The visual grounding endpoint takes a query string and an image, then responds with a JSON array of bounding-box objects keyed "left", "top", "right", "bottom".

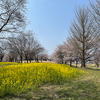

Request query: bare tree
[
  {"left": 24, "top": 31, "right": 45, "bottom": 63},
  {"left": 0, "top": 41, "right": 7, "bottom": 62},
  {"left": 34, "top": 44, "right": 45, "bottom": 63},
  {"left": 0, "top": 49, "right": 5, "bottom": 62},
  {"left": 93, "top": 39, "right": 100, "bottom": 67},
  {"left": 90, "top": 0, "right": 100, "bottom": 37},
  {"left": 38, "top": 54, "right": 45, "bottom": 62},
  {"left": 0, "top": 0, "right": 27, "bottom": 51},
  {"left": 42, "top": 54, "right": 48, "bottom": 61},
  {"left": 8, "top": 31, "right": 46, "bottom": 63},
  {"left": 69, "top": 7, "right": 96, "bottom": 67},
  {"left": 0, "top": 0, "right": 27, "bottom": 36},
  {"left": 52, "top": 45, "right": 64, "bottom": 64},
  {"left": 39, "top": 52, "right": 48, "bottom": 62},
  {"left": 7, "top": 51, "right": 18, "bottom": 62},
  {"left": 8, "top": 33, "right": 27, "bottom": 63},
  {"left": 24, "top": 31, "right": 36, "bottom": 63}
]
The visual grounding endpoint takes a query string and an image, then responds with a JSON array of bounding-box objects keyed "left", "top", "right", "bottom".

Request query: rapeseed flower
[{"left": 0, "top": 62, "right": 85, "bottom": 97}]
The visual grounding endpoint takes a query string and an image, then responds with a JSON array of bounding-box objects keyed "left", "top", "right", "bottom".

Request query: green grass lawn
[{"left": 0, "top": 63, "right": 100, "bottom": 100}]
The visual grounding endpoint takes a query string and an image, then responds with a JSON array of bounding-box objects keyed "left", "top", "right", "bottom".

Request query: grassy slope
[{"left": 0, "top": 64, "right": 100, "bottom": 100}]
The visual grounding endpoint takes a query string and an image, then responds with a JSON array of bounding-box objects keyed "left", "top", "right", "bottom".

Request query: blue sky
[{"left": 27, "top": 0, "right": 89, "bottom": 55}]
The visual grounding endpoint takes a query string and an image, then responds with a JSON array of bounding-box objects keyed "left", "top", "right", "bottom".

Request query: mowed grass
[{"left": 0, "top": 62, "right": 85, "bottom": 99}]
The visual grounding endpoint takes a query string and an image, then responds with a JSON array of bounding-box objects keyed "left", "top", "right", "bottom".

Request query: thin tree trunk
[
  {"left": 41, "top": 58, "right": 42, "bottom": 62},
  {"left": 15, "top": 58, "right": 17, "bottom": 62},
  {"left": 27, "top": 59, "right": 28, "bottom": 63},
  {"left": 35, "top": 58, "right": 36, "bottom": 62},
  {"left": 96, "top": 62, "right": 99, "bottom": 68},
  {"left": 70, "top": 59, "right": 72, "bottom": 67},
  {"left": 1, "top": 58, "right": 3, "bottom": 62},
  {"left": 81, "top": 42, "right": 85, "bottom": 67},
  {"left": 81, "top": 58, "right": 85, "bottom": 67},
  {"left": 81, "top": 24, "right": 86, "bottom": 67},
  {"left": 37, "top": 58, "right": 39, "bottom": 63},
  {"left": 76, "top": 60, "right": 78, "bottom": 67},
  {"left": 20, "top": 56, "right": 23, "bottom": 63},
  {"left": 25, "top": 55, "right": 28, "bottom": 63}
]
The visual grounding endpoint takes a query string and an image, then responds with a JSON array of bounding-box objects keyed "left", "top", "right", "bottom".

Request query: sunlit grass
[{"left": 0, "top": 63, "right": 85, "bottom": 97}]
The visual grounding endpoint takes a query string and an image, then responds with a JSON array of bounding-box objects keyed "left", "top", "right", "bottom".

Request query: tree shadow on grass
[
  {"left": 0, "top": 94, "right": 34, "bottom": 100},
  {"left": 56, "top": 80, "right": 100, "bottom": 100},
  {"left": 71, "top": 64, "right": 100, "bottom": 71},
  {"left": 85, "top": 67, "right": 100, "bottom": 71}
]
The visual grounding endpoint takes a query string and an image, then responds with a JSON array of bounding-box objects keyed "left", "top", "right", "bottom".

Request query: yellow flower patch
[{"left": 0, "top": 63, "right": 85, "bottom": 96}]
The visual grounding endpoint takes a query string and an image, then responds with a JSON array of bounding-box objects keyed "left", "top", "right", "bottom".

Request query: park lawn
[{"left": 0, "top": 63, "right": 100, "bottom": 100}]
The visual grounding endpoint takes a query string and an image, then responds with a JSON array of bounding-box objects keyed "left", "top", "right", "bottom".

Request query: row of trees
[
  {"left": 0, "top": 0, "right": 27, "bottom": 61},
  {"left": 0, "top": 0, "right": 48, "bottom": 63},
  {"left": 52, "top": 0, "right": 100, "bottom": 67},
  {"left": 0, "top": 31, "right": 48, "bottom": 63}
]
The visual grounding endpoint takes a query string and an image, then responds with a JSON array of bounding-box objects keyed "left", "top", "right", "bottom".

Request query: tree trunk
[
  {"left": 35, "top": 58, "right": 37, "bottom": 62},
  {"left": 76, "top": 60, "right": 78, "bottom": 67},
  {"left": 70, "top": 59, "right": 72, "bottom": 67},
  {"left": 82, "top": 24, "right": 86, "bottom": 67},
  {"left": 27, "top": 59, "right": 28, "bottom": 63},
  {"left": 81, "top": 48, "right": 86, "bottom": 67},
  {"left": 10, "top": 59, "right": 13, "bottom": 62},
  {"left": 96, "top": 62, "right": 99, "bottom": 68},
  {"left": 37, "top": 58, "right": 39, "bottom": 63},
  {"left": 20, "top": 56, "right": 23, "bottom": 63},
  {"left": 15, "top": 58, "right": 17, "bottom": 62},
  {"left": 25, "top": 55, "right": 28, "bottom": 63},
  {"left": 1, "top": 57, "right": 3, "bottom": 62},
  {"left": 81, "top": 58, "right": 85, "bottom": 67},
  {"left": 41, "top": 58, "right": 42, "bottom": 62},
  {"left": 97, "top": 63, "right": 99, "bottom": 68}
]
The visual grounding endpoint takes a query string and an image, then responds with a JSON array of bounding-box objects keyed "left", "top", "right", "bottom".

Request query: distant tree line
[
  {"left": 0, "top": 31, "right": 48, "bottom": 63},
  {"left": 52, "top": 0, "right": 100, "bottom": 67}
]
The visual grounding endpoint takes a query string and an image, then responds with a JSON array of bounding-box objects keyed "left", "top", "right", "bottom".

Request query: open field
[
  {"left": 20, "top": 61, "right": 55, "bottom": 64},
  {"left": 0, "top": 63, "right": 100, "bottom": 100}
]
